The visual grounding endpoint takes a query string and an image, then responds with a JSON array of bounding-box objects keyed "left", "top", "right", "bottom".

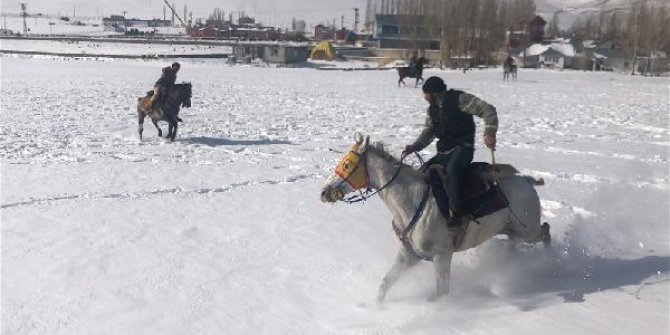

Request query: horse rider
[
  {"left": 505, "top": 55, "right": 515, "bottom": 69},
  {"left": 408, "top": 51, "right": 419, "bottom": 76},
  {"left": 402, "top": 76, "right": 498, "bottom": 230},
  {"left": 150, "top": 62, "right": 182, "bottom": 121}
]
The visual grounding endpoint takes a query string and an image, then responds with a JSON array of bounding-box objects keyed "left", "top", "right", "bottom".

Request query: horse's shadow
[
  {"left": 181, "top": 136, "right": 293, "bottom": 147},
  {"left": 451, "top": 241, "right": 669, "bottom": 310}
]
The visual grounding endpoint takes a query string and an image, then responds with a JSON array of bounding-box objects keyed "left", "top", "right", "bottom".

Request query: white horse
[{"left": 320, "top": 134, "right": 549, "bottom": 302}]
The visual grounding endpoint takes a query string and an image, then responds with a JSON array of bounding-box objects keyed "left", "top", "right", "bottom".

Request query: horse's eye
[{"left": 343, "top": 162, "right": 350, "bottom": 170}]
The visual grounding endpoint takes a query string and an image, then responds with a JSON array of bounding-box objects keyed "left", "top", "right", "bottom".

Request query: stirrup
[
  {"left": 447, "top": 211, "right": 471, "bottom": 228},
  {"left": 447, "top": 224, "right": 467, "bottom": 249}
]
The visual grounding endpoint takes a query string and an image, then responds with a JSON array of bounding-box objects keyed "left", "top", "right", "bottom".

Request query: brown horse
[
  {"left": 397, "top": 57, "right": 427, "bottom": 87},
  {"left": 137, "top": 83, "right": 192, "bottom": 141}
]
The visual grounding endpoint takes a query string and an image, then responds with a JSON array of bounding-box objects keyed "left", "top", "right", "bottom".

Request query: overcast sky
[{"left": 0, "top": 0, "right": 369, "bottom": 28}]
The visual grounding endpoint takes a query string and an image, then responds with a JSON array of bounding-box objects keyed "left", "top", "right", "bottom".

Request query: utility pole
[
  {"left": 122, "top": 10, "right": 128, "bottom": 33},
  {"left": 353, "top": 7, "right": 359, "bottom": 32},
  {"left": 162, "top": 0, "right": 189, "bottom": 34},
  {"left": 20, "top": 3, "right": 28, "bottom": 35},
  {"left": 341, "top": 15, "right": 344, "bottom": 30},
  {"left": 183, "top": 4, "right": 187, "bottom": 26}
]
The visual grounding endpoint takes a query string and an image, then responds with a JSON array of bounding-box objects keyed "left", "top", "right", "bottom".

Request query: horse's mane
[
  {"left": 367, "top": 142, "right": 424, "bottom": 179},
  {"left": 368, "top": 142, "right": 402, "bottom": 165}
]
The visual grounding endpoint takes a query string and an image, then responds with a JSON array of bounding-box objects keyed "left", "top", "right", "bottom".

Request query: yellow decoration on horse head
[{"left": 335, "top": 142, "right": 369, "bottom": 190}]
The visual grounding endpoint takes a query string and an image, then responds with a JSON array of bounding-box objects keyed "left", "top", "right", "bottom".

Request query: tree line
[
  {"left": 364, "top": 0, "right": 669, "bottom": 71},
  {"left": 567, "top": 0, "right": 669, "bottom": 74},
  {"left": 365, "top": 0, "right": 537, "bottom": 65}
]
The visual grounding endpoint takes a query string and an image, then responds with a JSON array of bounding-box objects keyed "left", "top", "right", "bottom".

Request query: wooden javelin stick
[{"left": 490, "top": 148, "right": 499, "bottom": 186}]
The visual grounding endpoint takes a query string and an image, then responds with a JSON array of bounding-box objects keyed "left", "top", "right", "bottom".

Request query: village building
[
  {"left": 313, "top": 24, "right": 335, "bottom": 41},
  {"left": 102, "top": 15, "right": 171, "bottom": 29},
  {"left": 263, "top": 45, "right": 308, "bottom": 64},
  {"left": 373, "top": 14, "right": 439, "bottom": 50},
  {"left": 517, "top": 40, "right": 576, "bottom": 68}
]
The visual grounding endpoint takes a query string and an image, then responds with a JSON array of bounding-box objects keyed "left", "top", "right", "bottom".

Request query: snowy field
[
  {"left": 1, "top": 16, "right": 116, "bottom": 36},
  {"left": 1, "top": 55, "right": 669, "bottom": 334},
  {"left": 1, "top": 38, "right": 233, "bottom": 57},
  {"left": 0, "top": 16, "right": 187, "bottom": 37}
]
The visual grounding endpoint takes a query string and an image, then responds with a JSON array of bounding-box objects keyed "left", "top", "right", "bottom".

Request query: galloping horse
[
  {"left": 321, "top": 134, "right": 549, "bottom": 302},
  {"left": 503, "top": 63, "right": 517, "bottom": 81},
  {"left": 137, "top": 82, "right": 192, "bottom": 141},
  {"left": 397, "top": 57, "right": 427, "bottom": 87}
]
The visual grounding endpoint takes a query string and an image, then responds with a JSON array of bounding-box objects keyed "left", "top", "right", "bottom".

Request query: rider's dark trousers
[{"left": 429, "top": 144, "right": 474, "bottom": 214}]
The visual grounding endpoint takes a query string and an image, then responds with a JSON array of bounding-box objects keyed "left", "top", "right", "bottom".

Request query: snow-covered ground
[
  {"left": 1, "top": 38, "right": 233, "bottom": 56},
  {"left": 1, "top": 55, "right": 668, "bottom": 334},
  {"left": 1, "top": 16, "right": 115, "bottom": 36}
]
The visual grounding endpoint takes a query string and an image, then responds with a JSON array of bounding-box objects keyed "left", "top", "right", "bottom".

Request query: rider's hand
[
  {"left": 484, "top": 134, "right": 496, "bottom": 150},
  {"left": 402, "top": 145, "right": 415, "bottom": 157}
]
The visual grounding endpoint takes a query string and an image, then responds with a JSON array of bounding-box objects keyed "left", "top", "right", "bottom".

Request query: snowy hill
[{"left": 535, "top": 0, "right": 665, "bottom": 28}]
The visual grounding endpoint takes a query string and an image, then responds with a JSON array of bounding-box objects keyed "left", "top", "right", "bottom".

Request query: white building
[{"left": 518, "top": 40, "right": 576, "bottom": 68}]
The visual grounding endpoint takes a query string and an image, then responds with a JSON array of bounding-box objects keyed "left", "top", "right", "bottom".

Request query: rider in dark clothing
[
  {"left": 151, "top": 62, "right": 182, "bottom": 121},
  {"left": 505, "top": 56, "right": 515, "bottom": 69},
  {"left": 402, "top": 76, "right": 498, "bottom": 229},
  {"left": 408, "top": 51, "right": 419, "bottom": 76}
]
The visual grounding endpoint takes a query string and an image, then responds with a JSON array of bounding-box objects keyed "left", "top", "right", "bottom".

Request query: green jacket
[{"left": 410, "top": 90, "right": 498, "bottom": 152}]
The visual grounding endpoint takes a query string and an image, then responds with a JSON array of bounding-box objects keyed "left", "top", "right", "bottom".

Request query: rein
[{"left": 391, "top": 187, "right": 433, "bottom": 261}]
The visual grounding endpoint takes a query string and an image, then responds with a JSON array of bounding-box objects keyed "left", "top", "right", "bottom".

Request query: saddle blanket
[{"left": 431, "top": 183, "right": 508, "bottom": 221}]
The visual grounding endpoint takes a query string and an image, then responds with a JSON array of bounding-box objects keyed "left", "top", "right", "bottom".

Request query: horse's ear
[
  {"left": 357, "top": 135, "right": 369, "bottom": 153},
  {"left": 354, "top": 132, "right": 363, "bottom": 145}
]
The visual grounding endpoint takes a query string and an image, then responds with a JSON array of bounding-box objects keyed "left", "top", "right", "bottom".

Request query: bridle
[{"left": 333, "top": 144, "right": 422, "bottom": 204}]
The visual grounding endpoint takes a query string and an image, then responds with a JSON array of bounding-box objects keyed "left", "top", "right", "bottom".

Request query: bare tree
[
  {"left": 547, "top": 12, "right": 559, "bottom": 37},
  {"left": 627, "top": 0, "right": 648, "bottom": 75}
]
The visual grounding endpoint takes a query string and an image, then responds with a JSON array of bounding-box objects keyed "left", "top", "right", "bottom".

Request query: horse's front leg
[
  {"left": 377, "top": 247, "right": 420, "bottom": 303},
  {"left": 431, "top": 251, "right": 454, "bottom": 300},
  {"left": 167, "top": 117, "right": 178, "bottom": 141},
  {"left": 138, "top": 111, "right": 145, "bottom": 139},
  {"left": 152, "top": 118, "right": 162, "bottom": 137}
]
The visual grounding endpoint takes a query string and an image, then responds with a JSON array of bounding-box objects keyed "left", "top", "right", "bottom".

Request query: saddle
[
  {"left": 427, "top": 162, "right": 518, "bottom": 221},
  {"left": 140, "top": 90, "right": 163, "bottom": 116}
]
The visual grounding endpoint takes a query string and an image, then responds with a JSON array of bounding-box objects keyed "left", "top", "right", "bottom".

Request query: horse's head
[
  {"left": 179, "top": 82, "right": 192, "bottom": 108},
  {"left": 321, "top": 133, "right": 370, "bottom": 203}
]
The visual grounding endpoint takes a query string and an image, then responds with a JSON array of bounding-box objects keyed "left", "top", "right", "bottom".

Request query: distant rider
[
  {"left": 505, "top": 56, "right": 515, "bottom": 69},
  {"left": 402, "top": 76, "right": 498, "bottom": 231},
  {"left": 408, "top": 51, "right": 419, "bottom": 76},
  {"left": 151, "top": 62, "right": 182, "bottom": 121}
]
